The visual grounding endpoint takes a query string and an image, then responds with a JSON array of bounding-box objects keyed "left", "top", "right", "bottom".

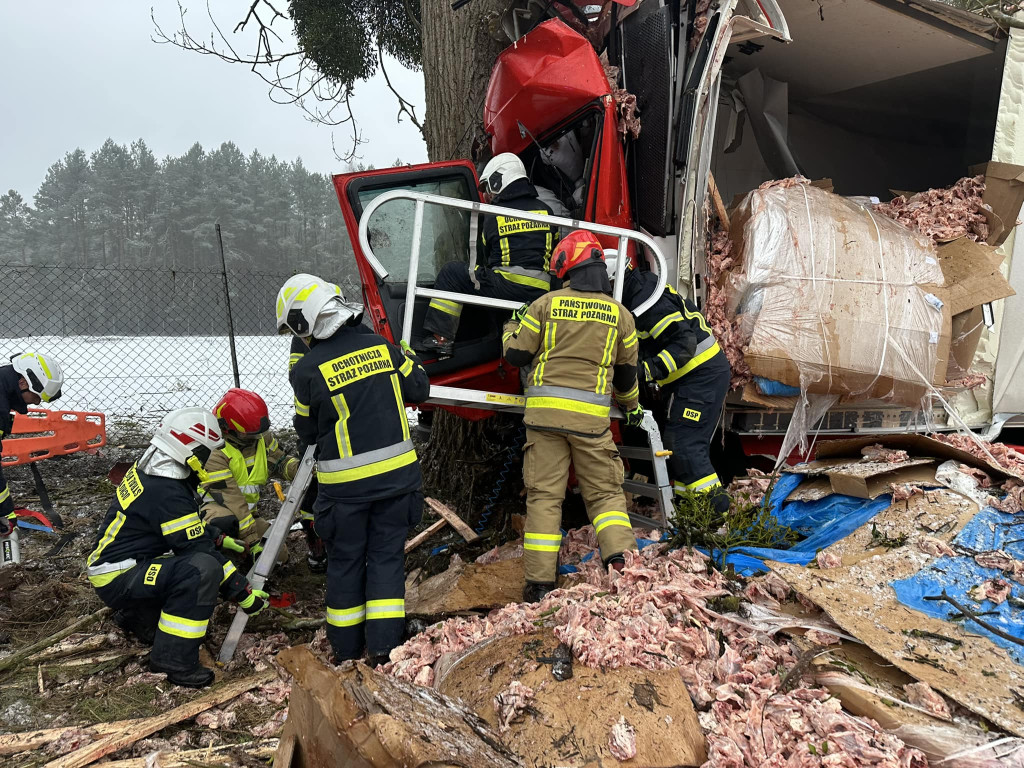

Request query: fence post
[{"left": 216, "top": 223, "right": 241, "bottom": 388}]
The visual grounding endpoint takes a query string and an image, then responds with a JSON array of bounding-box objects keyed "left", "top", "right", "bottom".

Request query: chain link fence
[{"left": 0, "top": 262, "right": 360, "bottom": 434}]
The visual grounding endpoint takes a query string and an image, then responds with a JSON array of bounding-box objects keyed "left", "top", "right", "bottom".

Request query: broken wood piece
[
  {"left": 708, "top": 172, "right": 730, "bottom": 230},
  {"left": 43, "top": 669, "right": 275, "bottom": 768},
  {"left": 406, "top": 557, "right": 526, "bottom": 616},
  {"left": 29, "top": 632, "right": 114, "bottom": 662},
  {"left": 404, "top": 518, "right": 447, "bottom": 553},
  {"left": 95, "top": 739, "right": 278, "bottom": 768},
  {"left": 0, "top": 721, "right": 138, "bottom": 756},
  {"left": 275, "top": 645, "right": 522, "bottom": 767},
  {"left": 425, "top": 497, "right": 480, "bottom": 543},
  {"left": 0, "top": 607, "right": 111, "bottom": 676}
]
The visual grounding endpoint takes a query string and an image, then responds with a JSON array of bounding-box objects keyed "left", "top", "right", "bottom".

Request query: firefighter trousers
[
  {"left": 423, "top": 263, "right": 547, "bottom": 340},
  {"left": 95, "top": 551, "right": 227, "bottom": 672},
  {"left": 662, "top": 358, "right": 731, "bottom": 514},
  {"left": 522, "top": 427, "right": 637, "bottom": 584},
  {"left": 313, "top": 491, "right": 422, "bottom": 661}
]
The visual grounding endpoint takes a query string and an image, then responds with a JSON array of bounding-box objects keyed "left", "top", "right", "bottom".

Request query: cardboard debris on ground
[
  {"left": 405, "top": 557, "right": 530, "bottom": 616},
  {"left": 770, "top": 547, "right": 1024, "bottom": 737},
  {"left": 274, "top": 646, "right": 522, "bottom": 768},
  {"left": 436, "top": 629, "right": 707, "bottom": 767},
  {"left": 784, "top": 476, "right": 837, "bottom": 502},
  {"left": 815, "top": 434, "right": 1011, "bottom": 482}
]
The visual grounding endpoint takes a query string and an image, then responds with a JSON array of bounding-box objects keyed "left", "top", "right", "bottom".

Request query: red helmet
[
  {"left": 550, "top": 229, "right": 605, "bottom": 280},
  {"left": 214, "top": 389, "right": 270, "bottom": 434}
]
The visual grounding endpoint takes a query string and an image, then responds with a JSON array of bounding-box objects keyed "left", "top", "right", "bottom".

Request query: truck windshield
[{"left": 357, "top": 176, "right": 474, "bottom": 285}]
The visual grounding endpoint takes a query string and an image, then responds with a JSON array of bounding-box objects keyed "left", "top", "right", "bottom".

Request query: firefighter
[
  {"left": 86, "top": 408, "right": 267, "bottom": 688},
  {"left": 502, "top": 230, "right": 646, "bottom": 603},
  {"left": 289, "top": 333, "right": 327, "bottom": 572},
  {"left": 200, "top": 388, "right": 300, "bottom": 559},
  {"left": 616, "top": 260, "right": 732, "bottom": 513},
  {"left": 0, "top": 353, "right": 64, "bottom": 538},
  {"left": 278, "top": 273, "right": 430, "bottom": 665},
  {"left": 415, "top": 153, "right": 557, "bottom": 358}
]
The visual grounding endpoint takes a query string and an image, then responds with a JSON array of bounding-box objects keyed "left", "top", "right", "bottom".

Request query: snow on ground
[{"left": 1, "top": 335, "right": 419, "bottom": 435}]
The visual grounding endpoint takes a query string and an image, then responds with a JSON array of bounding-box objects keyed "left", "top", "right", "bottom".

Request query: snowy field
[{"left": 2, "top": 334, "right": 419, "bottom": 437}]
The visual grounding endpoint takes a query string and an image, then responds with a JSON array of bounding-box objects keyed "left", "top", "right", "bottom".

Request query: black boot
[
  {"left": 605, "top": 554, "right": 625, "bottom": 573},
  {"left": 367, "top": 653, "right": 391, "bottom": 668},
  {"left": 413, "top": 335, "right": 454, "bottom": 358},
  {"left": 522, "top": 582, "right": 556, "bottom": 603},
  {"left": 113, "top": 609, "right": 157, "bottom": 645},
  {"left": 149, "top": 660, "right": 215, "bottom": 689},
  {"left": 306, "top": 536, "right": 328, "bottom": 573}
]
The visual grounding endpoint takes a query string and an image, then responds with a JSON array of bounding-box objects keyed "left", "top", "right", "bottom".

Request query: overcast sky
[{"left": 0, "top": 1, "right": 428, "bottom": 201}]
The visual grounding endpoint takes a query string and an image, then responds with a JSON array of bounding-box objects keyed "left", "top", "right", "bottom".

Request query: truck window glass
[{"left": 357, "top": 176, "right": 473, "bottom": 284}]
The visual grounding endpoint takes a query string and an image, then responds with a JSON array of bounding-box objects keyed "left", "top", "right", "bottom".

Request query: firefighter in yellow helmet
[{"left": 502, "top": 230, "right": 644, "bottom": 603}]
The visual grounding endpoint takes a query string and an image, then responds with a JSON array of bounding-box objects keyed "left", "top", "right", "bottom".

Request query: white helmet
[
  {"left": 479, "top": 153, "right": 528, "bottom": 197},
  {"left": 11, "top": 352, "right": 63, "bottom": 403},
  {"left": 150, "top": 407, "right": 224, "bottom": 469},
  {"left": 275, "top": 273, "right": 362, "bottom": 339}
]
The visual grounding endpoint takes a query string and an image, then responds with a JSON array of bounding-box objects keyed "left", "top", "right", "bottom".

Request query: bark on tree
[{"left": 420, "top": 0, "right": 509, "bottom": 161}]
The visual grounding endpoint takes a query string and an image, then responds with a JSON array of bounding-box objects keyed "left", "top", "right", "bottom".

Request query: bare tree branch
[
  {"left": 378, "top": 45, "right": 425, "bottom": 134},
  {"left": 402, "top": 0, "right": 423, "bottom": 34}
]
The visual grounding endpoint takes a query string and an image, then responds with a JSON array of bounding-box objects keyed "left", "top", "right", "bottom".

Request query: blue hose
[{"left": 476, "top": 425, "right": 525, "bottom": 534}]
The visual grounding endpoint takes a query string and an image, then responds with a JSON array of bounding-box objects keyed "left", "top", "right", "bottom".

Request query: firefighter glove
[
  {"left": 623, "top": 404, "right": 646, "bottom": 428},
  {"left": 239, "top": 589, "right": 269, "bottom": 616},
  {"left": 250, "top": 540, "right": 264, "bottom": 559},
  {"left": 216, "top": 534, "right": 247, "bottom": 554},
  {"left": 641, "top": 360, "right": 660, "bottom": 398},
  {"left": 400, "top": 339, "right": 415, "bottom": 357},
  {"left": 512, "top": 304, "right": 531, "bottom": 325}
]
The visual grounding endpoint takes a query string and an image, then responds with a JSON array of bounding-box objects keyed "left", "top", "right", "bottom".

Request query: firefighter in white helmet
[
  {"left": 278, "top": 274, "right": 430, "bottom": 666},
  {"left": 415, "top": 152, "right": 558, "bottom": 358},
  {"left": 87, "top": 408, "right": 267, "bottom": 688},
  {"left": 0, "top": 353, "right": 64, "bottom": 538}
]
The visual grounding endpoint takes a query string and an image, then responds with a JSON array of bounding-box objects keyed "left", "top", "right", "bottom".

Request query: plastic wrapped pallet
[{"left": 726, "top": 179, "right": 948, "bottom": 404}]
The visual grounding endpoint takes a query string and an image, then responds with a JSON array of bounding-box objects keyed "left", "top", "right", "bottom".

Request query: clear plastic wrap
[{"left": 727, "top": 179, "right": 947, "bottom": 404}]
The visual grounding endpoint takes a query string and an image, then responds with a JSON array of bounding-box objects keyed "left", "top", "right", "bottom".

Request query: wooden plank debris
[
  {"left": 406, "top": 557, "right": 526, "bottom": 616},
  {"left": 43, "top": 670, "right": 275, "bottom": 768},
  {"left": 96, "top": 740, "right": 278, "bottom": 768},
  {"left": 0, "top": 607, "right": 111, "bottom": 676},
  {"left": 275, "top": 645, "right": 522, "bottom": 767},
  {"left": 404, "top": 518, "right": 447, "bottom": 553},
  {"left": 425, "top": 497, "right": 479, "bottom": 543}
]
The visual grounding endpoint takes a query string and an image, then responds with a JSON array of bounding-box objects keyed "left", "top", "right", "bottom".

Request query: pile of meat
[
  {"left": 706, "top": 219, "right": 752, "bottom": 389},
  {"left": 384, "top": 545, "right": 926, "bottom": 767},
  {"left": 874, "top": 176, "right": 989, "bottom": 243},
  {"left": 861, "top": 444, "right": 910, "bottom": 463},
  {"left": 930, "top": 433, "right": 1024, "bottom": 513},
  {"left": 602, "top": 62, "right": 640, "bottom": 140}
]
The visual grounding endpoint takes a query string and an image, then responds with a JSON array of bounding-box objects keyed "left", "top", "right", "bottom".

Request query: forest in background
[{"left": 0, "top": 138, "right": 367, "bottom": 277}]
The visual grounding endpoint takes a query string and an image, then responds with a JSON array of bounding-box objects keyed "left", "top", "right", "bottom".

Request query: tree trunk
[{"left": 420, "top": 0, "right": 508, "bottom": 161}]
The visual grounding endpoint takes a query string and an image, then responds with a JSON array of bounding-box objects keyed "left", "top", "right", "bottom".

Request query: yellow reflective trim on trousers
[
  {"left": 672, "top": 481, "right": 688, "bottom": 496},
  {"left": 399, "top": 356, "right": 414, "bottom": 377},
  {"left": 592, "top": 510, "right": 632, "bottom": 535},
  {"left": 495, "top": 270, "right": 549, "bottom": 290},
  {"left": 622, "top": 330, "right": 637, "bottom": 349},
  {"left": 686, "top": 472, "right": 721, "bottom": 491},
  {"left": 317, "top": 447, "right": 417, "bottom": 484},
  {"left": 331, "top": 393, "right": 352, "bottom": 459},
  {"left": 327, "top": 604, "right": 366, "bottom": 627},
  {"left": 532, "top": 322, "right": 556, "bottom": 386},
  {"left": 527, "top": 397, "right": 610, "bottom": 418},
  {"left": 391, "top": 374, "right": 410, "bottom": 441},
  {"left": 597, "top": 326, "right": 617, "bottom": 394},
  {"left": 366, "top": 598, "right": 405, "bottom": 620},
  {"left": 658, "top": 349, "right": 677, "bottom": 374},
  {"left": 88, "top": 570, "right": 123, "bottom": 587},
  {"left": 239, "top": 513, "right": 256, "bottom": 531},
  {"left": 657, "top": 342, "right": 722, "bottom": 386},
  {"left": 157, "top": 612, "right": 208, "bottom": 640},
  {"left": 160, "top": 513, "right": 202, "bottom": 536},
  {"left": 524, "top": 532, "right": 561, "bottom": 552},
  {"left": 428, "top": 298, "right": 462, "bottom": 317},
  {"left": 88, "top": 511, "right": 126, "bottom": 567},
  {"left": 0, "top": 486, "right": 9, "bottom": 503},
  {"left": 221, "top": 561, "right": 237, "bottom": 584},
  {"left": 650, "top": 312, "right": 683, "bottom": 338},
  {"left": 294, "top": 397, "right": 310, "bottom": 417}
]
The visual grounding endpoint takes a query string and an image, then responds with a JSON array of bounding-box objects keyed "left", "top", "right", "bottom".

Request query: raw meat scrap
[
  {"left": 805, "top": 629, "right": 841, "bottom": 646},
  {"left": 974, "top": 550, "right": 1024, "bottom": 580},
  {"left": 931, "top": 433, "right": 1024, "bottom": 477},
  {"left": 608, "top": 715, "right": 637, "bottom": 761},
  {"left": 918, "top": 537, "right": 955, "bottom": 557},
  {"left": 705, "top": 220, "right": 752, "bottom": 389},
  {"left": 989, "top": 479, "right": 1024, "bottom": 514},
  {"left": 195, "top": 708, "right": 237, "bottom": 729},
  {"left": 727, "top": 468, "right": 772, "bottom": 506},
  {"left": 816, "top": 551, "right": 842, "bottom": 569},
  {"left": 493, "top": 680, "right": 534, "bottom": 733},
  {"left": 958, "top": 464, "right": 993, "bottom": 488},
  {"left": 860, "top": 444, "right": 910, "bottom": 463},
  {"left": 875, "top": 175, "right": 989, "bottom": 243},
  {"left": 968, "top": 578, "right": 1011, "bottom": 605},
  {"left": 891, "top": 483, "right": 926, "bottom": 502},
  {"left": 903, "top": 681, "right": 952, "bottom": 720}
]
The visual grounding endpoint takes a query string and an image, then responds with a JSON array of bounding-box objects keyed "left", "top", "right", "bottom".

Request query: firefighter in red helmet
[
  {"left": 199, "top": 389, "right": 301, "bottom": 559},
  {"left": 502, "top": 229, "right": 644, "bottom": 603}
]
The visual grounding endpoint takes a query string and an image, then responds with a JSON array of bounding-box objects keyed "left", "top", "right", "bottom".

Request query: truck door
[{"left": 333, "top": 161, "right": 520, "bottom": 393}]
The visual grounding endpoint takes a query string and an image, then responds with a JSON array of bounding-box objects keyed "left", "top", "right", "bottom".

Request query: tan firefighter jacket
[
  {"left": 199, "top": 432, "right": 298, "bottom": 545},
  {"left": 502, "top": 286, "right": 639, "bottom": 435}
]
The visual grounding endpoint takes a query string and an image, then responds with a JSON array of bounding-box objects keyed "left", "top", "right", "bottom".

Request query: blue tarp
[
  {"left": 754, "top": 377, "right": 801, "bottom": 396},
  {"left": 891, "top": 506, "right": 1024, "bottom": 664}
]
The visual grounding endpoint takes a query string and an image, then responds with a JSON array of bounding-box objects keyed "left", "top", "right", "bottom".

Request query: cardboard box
[
  {"left": 970, "top": 161, "right": 1024, "bottom": 247},
  {"left": 814, "top": 433, "right": 1015, "bottom": 481}
]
